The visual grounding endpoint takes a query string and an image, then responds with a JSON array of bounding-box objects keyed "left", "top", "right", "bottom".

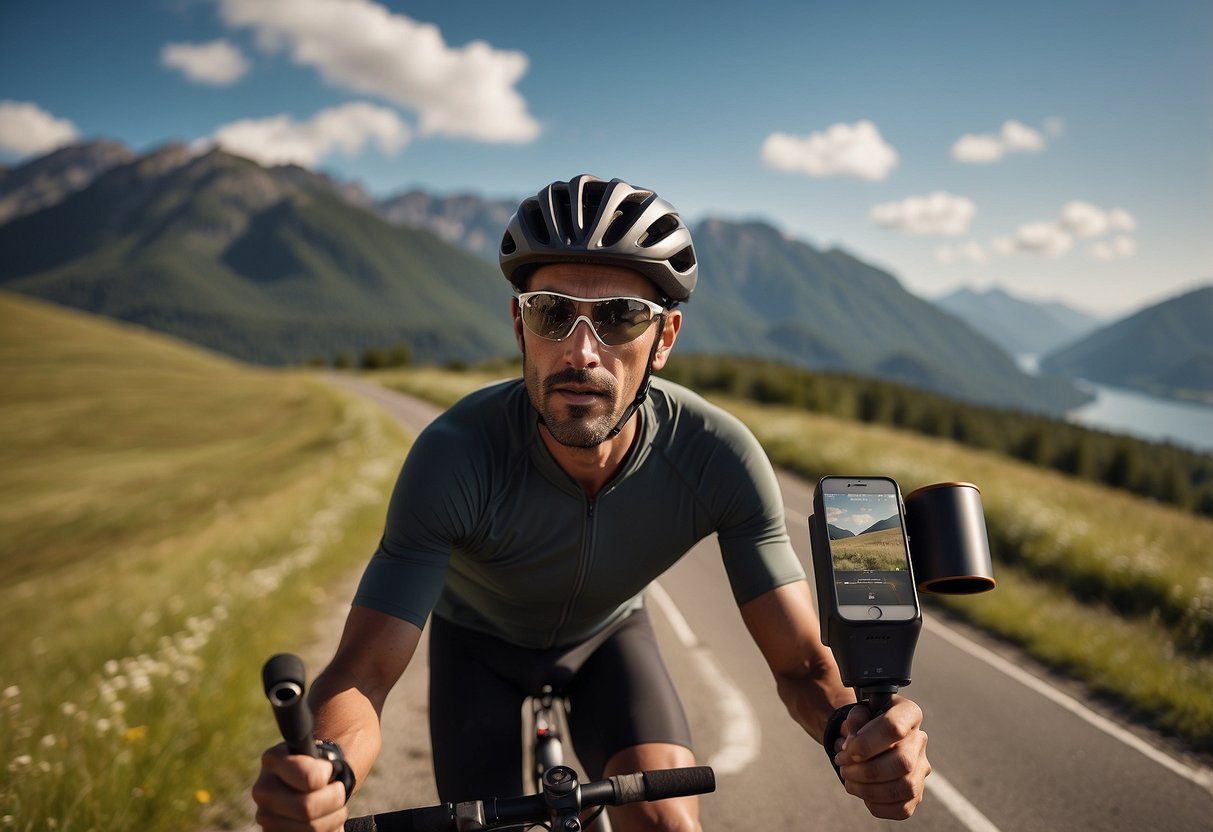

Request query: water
[
  {"left": 1016, "top": 354, "right": 1213, "bottom": 453},
  {"left": 1066, "top": 380, "right": 1213, "bottom": 453}
]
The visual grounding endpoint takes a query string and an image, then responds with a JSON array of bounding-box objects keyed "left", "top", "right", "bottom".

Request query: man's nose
[{"left": 564, "top": 317, "right": 601, "bottom": 366}]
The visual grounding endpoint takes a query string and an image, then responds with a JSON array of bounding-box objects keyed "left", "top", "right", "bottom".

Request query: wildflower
[
  {"left": 95, "top": 718, "right": 112, "bottom": 735},
  {"left": 60, "top": 702, "right": 78, "bottom": 717},
  {"left": 2, "top": 686, "right": 18, "bottom": 700},
  {"left": 40, "top": 734, "right": 57, "bottom": 748},
  {"left": 195, "top": 789, "right": 211, "bottom": 804},
  {"left": 124, "top": 725, "right": 147, "bottom": 742}
]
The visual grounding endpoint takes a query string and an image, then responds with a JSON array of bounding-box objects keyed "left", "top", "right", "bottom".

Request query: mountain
[
  {"left": 935, "top": 286, "right": 1104, "bottom": 359},
  {"left": 827, "top": 525, "right": 856, "bottom": 540},
  {"left": 684, "top": 219, "right": 1085, "bottom": 411},
  {"left": 1039, "top": 285, "right": 1213, "bottom": 404},
  {"left": 0, "top": 145, "right": 516, "bottom": 365},
  {"left": 860, "top": 515, "right": 902, "bottom": 535},
  {"left": 0, "top": 139, "right": 134, "bottom": 224},
  {"left": 376, "top": 190, "right": 514, "bottom": 261},
  {"left": 0, "top": 143, "right": 1084, "bottom": 412}
]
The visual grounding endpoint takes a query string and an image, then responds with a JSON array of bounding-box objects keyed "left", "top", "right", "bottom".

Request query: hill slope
[
  {"left": 686, "top": 220, "right": 1085, "bottom": 411},
  {"left": 0, "top": 146, "right": 516, "bottom": 365},
  {"left": 935, "top": 286, "right": 1103, "bottom": 358},
  {"left": 1040, "top": 285, "right": 1213, "bottom": 403}
]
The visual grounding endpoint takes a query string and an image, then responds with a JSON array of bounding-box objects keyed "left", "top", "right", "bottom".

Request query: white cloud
[
  {"left": 0, "top": 100, "right": 80, "bottom": 158},
  {"left": 1107, "top": 207, "right": 1137, "bottom": 232},
  {"left": 1090, "top": 235, "right": 1137, "bottom": 261},
  {"left": 870, "top": 192, "right": 975, "bottom": 236},
  {"left": 216, "top": 0, "right": 538, "bottom": 143},
  {"left": 1058, "top": 202, "right": 1138, "bottom": 259},
  {"left": 951, "top": 119, "right": 1047, "bottom": 164},
  {"left": 942, "top": 199, "right": 1137, "bottom": 265},
  {"left": 950, "top": 134, "right": 1003, "bottom": 164},
  {"left": 205, "top": 102, "right": 411, "bottom": 167},
  {"left": 161, "top": 39, "right": 250, "bottom": 85},
  {"left": 1059, "top": 200, "right": 1111, "bottom": 237},
  {"left": 761, "top": 120, "right": 898, "bottom": 181},
  {"left": 936, "top": 241, "right": 989, "bottom": 265},
  {"left": 1013, "top": 221, "right": 1073, "bottom": 257}
]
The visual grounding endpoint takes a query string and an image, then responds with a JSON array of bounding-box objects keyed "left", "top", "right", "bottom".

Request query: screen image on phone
[{"left": 819, "top": 477, "right": 918, "bottom": 621}]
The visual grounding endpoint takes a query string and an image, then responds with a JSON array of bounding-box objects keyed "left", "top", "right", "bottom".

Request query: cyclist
[{"left": 253, "top": 175, "right": 931, "bottom": 831}]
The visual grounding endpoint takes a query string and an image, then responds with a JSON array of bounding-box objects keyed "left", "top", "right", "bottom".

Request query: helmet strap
[{"left": 607, "top": 315, "right": 666, "bottom": 438}]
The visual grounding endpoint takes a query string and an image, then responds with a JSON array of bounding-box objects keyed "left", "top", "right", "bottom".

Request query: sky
[{"left": 1, "top": 0, "right": 1210, "bottom": 319}]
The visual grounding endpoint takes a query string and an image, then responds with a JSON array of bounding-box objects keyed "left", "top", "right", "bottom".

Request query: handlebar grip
[
  {"left": 641, "top": 766, "right": 716, "bottom": 801},
  {"left": 602, "top": 766, "right": 716, "bottom": 805},
  {"left": 262, "top": 653, "right": 318, "bottom": 757}
]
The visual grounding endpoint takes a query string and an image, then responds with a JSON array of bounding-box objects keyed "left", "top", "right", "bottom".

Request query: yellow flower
[
  {"left": 195, "top": 789, "right": 211, "bottom": 805},
  {"left": 124, "top": 725, "right": 147, "bottom": 742}
]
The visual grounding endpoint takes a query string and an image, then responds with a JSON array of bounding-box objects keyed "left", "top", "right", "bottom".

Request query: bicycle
[
  {"left": 263, "top": 653, "right": 716, "bottom": 832},
  {"left": 526, "top": 685, "right": 612, "bottom": 831}
]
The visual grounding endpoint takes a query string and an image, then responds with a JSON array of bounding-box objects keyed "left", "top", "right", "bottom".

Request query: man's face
[{"left": 514, "top": 263, "right": 678, "bottom": 448}]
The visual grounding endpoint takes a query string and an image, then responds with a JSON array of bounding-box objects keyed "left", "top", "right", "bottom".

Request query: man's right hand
[{"left": 253, "top": 743, "right": 349, "bottom": 832}]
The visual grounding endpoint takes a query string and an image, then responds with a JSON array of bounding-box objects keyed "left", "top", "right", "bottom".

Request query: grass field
[
  {"left": 4, "top": 314, "right": 1211, "bottom": 831},
  {"left": 0, "top": 293, "right": 411, "bottom": 831},
  {"left": 829, "top": 527, "right": 909, "bottom": 572}
]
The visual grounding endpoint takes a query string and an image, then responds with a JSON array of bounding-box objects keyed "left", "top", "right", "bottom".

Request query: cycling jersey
[{"left": 354, "top": 376, "right": 806, "bottom": 649}]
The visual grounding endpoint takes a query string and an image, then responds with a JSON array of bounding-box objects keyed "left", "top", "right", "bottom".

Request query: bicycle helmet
[{"left": 499, "top": 174, "right": 698, "bottom": 303}]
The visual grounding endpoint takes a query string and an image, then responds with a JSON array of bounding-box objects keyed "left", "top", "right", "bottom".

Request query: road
[{"left": 323, "top": 375, "right": 1213, "bottom": 831}]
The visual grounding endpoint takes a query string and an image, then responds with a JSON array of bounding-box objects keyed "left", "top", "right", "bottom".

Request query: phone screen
[{"left": 821, "top": 480, "right": 917, "bottom": 621}]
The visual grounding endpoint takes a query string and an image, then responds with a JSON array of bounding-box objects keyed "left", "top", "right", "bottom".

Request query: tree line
[{"left": 661, "top": 355, "right": 1213, "bottom": 517}]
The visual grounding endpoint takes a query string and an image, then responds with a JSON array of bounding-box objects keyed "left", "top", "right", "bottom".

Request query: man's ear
[{"left": 651, "top": 309, "right": 682, "bottom": 371}]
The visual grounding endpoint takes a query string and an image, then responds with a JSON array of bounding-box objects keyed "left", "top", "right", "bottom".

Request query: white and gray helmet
[{"left": 499, "top": 174, "right": 698, "bottom": 303}]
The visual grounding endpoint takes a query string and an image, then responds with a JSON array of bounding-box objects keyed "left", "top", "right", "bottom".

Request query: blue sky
[{"left": 1, "top": 0, "right": 1209, "bottom": 318}]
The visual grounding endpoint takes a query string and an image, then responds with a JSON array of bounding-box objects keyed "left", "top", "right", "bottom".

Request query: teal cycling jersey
[{"left": 354, "top": 376, "right": 806, "bottom": 649}]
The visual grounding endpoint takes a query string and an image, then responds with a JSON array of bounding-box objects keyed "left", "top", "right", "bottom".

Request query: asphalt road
[{"left": 317, "top": 375, "right": 1213, "bottom": 831}]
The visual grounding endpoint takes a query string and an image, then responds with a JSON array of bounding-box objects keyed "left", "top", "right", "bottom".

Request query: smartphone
[{"left": 816, "top": 476, "right": 918, "bottom": 621}]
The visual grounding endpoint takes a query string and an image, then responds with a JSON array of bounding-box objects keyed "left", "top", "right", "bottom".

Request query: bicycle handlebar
[
  {"left": 261, "top": 653, "right": 715, "bottom": 831},
  {"left": 344, "top": 766, "right": 716, "bottom": 831}
]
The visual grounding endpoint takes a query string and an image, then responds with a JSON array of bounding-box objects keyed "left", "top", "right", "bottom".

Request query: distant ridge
[
  {"left": 1040, "top": 285, "right": 1213, "bottom": 404},
  {"left": 936, "top": 286, "right": 1103, "bottom": 358}
]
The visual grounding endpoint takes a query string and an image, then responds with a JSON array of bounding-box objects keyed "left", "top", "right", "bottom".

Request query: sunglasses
[{"left": 517, "top": 291, "right": 667, "bottom": 346}]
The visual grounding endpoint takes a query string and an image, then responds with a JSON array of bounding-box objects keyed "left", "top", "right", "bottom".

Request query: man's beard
[{"left": 529, "top": 365, "right": 622, "bottom": 448}]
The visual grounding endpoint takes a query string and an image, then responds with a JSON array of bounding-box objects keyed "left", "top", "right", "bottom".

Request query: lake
[
  {"left": 1066, "top": 380, "right": 1213, "bottom": 453},
  {"left": 1016, "top": 355, "right": 1212, "bottom": 453}
]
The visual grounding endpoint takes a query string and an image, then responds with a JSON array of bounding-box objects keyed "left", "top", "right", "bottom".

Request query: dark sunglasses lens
[
  {"left": 592, "top": 297, "right": 658, "bottom": 345},
  {"left": 523, "top": 294, "right": 578, "bottom": 339}
]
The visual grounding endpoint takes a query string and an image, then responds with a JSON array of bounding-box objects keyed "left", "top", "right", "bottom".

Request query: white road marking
[
  {"left": 649, "top": 581, "right": 1006, "bottom": 832},
  {"left": 926, "top": 772, "right": 1003, "bottom": 832},
  {"left": 923, "top": 614, "right": 1213, "bottom": 793},
  {"left": 647, "top": 581, "right": 761, "bottom": 775}
]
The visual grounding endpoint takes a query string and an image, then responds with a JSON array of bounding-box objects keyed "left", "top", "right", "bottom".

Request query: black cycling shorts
[{"left": 427, "top": 606, "right": 693, "bottom": 803}]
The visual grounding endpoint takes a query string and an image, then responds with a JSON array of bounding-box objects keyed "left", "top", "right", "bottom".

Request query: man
[{"left": 253, "top": 175, "right": 931, "bottom": 831}]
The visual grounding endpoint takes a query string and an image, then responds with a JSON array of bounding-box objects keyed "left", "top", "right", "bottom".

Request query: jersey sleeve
[
  {"left": 704, "top": 408, "right": 807, "bottom": 606},
  {"left": 352, "top": 418, "right": 481, "bottom": 629}
]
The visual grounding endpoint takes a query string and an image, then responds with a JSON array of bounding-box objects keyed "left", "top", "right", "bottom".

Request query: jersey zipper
[{"left": 546, "top": 495, "right": 597, "bottom": 647}]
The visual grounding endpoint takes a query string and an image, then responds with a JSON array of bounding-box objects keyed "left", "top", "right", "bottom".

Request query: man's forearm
[{"left": 307, "top": 669, "right": 386, "bottom": 795}]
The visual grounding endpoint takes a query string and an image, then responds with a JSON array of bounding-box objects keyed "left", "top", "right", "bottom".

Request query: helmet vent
[
  {"left": 500, "top": 230, "right": 516, "bottom": 255},
  {"left": 522, "top": 199, "right": 550, "bottom": 245},
  {"left": 638, "top": 213, "right": 679, "bottom": 248},
  {"left": 669, "top": 245, "right": 696, "bottom": 273},
  {"left": 551, "top": 185, "right": 574, "bottom": 243},
  {"left": 600, "top": 193, "right": 650, "bottom": 248},
  {"left": 581, "top": 180, "right": 608, "bottom": 229}
]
